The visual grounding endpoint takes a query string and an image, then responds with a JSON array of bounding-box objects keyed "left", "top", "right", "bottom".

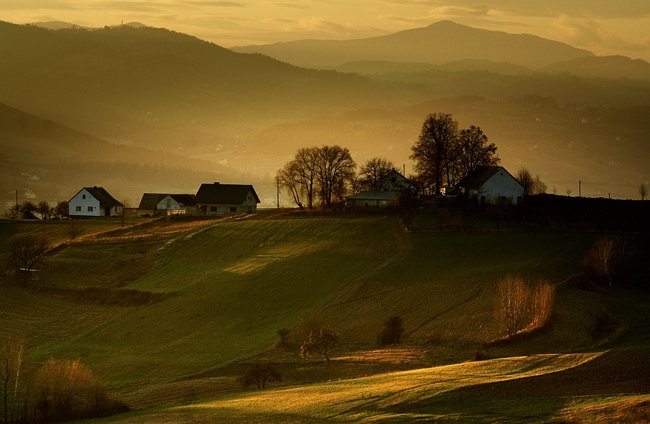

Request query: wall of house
[
  {"left": 202, "top": 203, "right": 257, "bottom": 215},
  {"left": 478, "top": 171, "right": 524, "bottom": 205},
  {"left": 69, "top": 189, "right": 102, "bottom": 217},
  {"left": 157, "top": 196, "right": 181, "bottom": 210}
]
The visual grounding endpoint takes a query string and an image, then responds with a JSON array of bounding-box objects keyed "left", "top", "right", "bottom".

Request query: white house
[
  {"left": 194, "top": 182, "right": 260, "bottom": 215},
  {"left": 137, "top": 193, "right": 196, "bottom": 216},
  {"left": 69, "top": 186, "right": 123, "bottom": 217},
  {"left": 453, "top": 166, "right": 524, "bottom": 205}
]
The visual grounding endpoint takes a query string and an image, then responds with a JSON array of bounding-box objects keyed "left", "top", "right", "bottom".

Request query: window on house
[
  {"left": 75, "top": 206, "right": 81, "bottom": 212},
  {"left": 230, "top": 207, "right": 237, "bottom": 213},
  {"left": 82, "top": 194, "right": 86, "bottom": 199},
  {"left": 210, "top": 206, "right": 217, "bottom": 212},
  {"left": 88, "top": 206, "right": 93, "bottom": 212}
]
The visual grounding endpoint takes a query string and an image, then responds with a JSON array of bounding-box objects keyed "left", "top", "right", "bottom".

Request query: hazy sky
[{"left": 2, "top": 0, "right": 649, "bottom": 60}]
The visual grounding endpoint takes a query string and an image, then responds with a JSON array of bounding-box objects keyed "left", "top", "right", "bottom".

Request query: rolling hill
[
  {"left": 234, "top": 20, "right": 593, "bottom": 69},
  {"left": 540, "top": 55, "right": 650, "bottom": 82},
  {"left": 1, "top": 213, "right": 648, "bottom": 421}
]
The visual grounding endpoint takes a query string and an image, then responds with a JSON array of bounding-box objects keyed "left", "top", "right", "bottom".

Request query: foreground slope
[{"left": 89, "top": 350, "right": 649, "bottom": 423}]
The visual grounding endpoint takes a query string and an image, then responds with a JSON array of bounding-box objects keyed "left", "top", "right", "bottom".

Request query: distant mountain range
[
  {"left": 0, "top": 19, "right": 648, "bottom": 203},
  {"left": 234, "top": 20, "right": 592, "bottom": 69},
  {"left": 235, "top": 21, "right": 650, "bottom": 82}
]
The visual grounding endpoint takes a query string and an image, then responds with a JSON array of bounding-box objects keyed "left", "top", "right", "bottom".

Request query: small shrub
[
  {"left": 276, "top": 328, "right": 290, "bottom": 347},
  {"left": 377, "top": 316, "right": 404, "bottom": 346},
  {"left": 591, "top": 312, "right": 621, "bottom": 342}
]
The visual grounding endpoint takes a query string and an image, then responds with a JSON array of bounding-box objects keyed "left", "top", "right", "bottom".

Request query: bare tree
[
  {"left": 411, "top": 113, "right": 458, "bottom": 196},
  {"left": 453, "top": 126, "right": 499, "bottom": 184},
  {"left": 355, "top": 157, "right": 395, "bottom": 192},
  {"left": 300, "top": 324, "right": 339, "bottom": 362},
  {"left": 495, "top": 277, "right": 555, "bottom": 337},
  {"left": 277, "top": 147, "right": 321, "bottom": 209},
  {"left": 516, "top": 168, "right": 546, "bottom": 196},
  {"left": 1, "top": 339, "right": 26, "bottom": 424},
  {"left": 37, "top": 201, "right": 51, "bottom": 220},
  {"left": 582, "top": 238, "right": 618, "bottom": 288},
  {"left": 316, "top": 145, "right": 356, "bottom": 207},
  {"left": 6, "top": 233, "right": 49, "bottom": 276}
]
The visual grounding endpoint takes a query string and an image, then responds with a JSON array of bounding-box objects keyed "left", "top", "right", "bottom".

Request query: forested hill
[{"left": 0, "top": 21, "right": 379, "bottom": 147}]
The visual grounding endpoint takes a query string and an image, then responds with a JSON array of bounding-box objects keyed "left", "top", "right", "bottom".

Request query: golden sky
[{"left": 2, "top": 0, "right": 649, "bottom": 61}]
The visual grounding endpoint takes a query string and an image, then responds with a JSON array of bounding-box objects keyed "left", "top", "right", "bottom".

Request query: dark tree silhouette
[
  {"left": 454, "top": 126, "right": 499, "bottom": 184},
  {"left": 37, "top": 201, "right": 51, "bottom": 220},
  {"left": 516, "top": 168, "right": 546, "bottom": 196},
  {"left": 278, "top": 146, "right": 355, "bottom": 208},
  {"left": 377, "top": 316, "right": 404, "bottom": 346},
  {"left": 640, "top": 183, "right": 647, "bottom": 201},
  {"left": 411, "top": 113, "right": 458, "bottom": 196},
  {"left": 53, "top": 201, "right": 69, "bottom": 219},
  {"left": 276, "top": 328, "right": 290, "bottom": 347},
  {"left": 7, "top": 233, "right": 49, "bottom": 276},
  {"left": 239, "top": 363, "right": 282, "bottom": 390},
  {"left": 300, "top": 324, "right": 339, "bottom": 362},
  {"left": 355, "top": 157, "right": 395, "bottom": 192}
]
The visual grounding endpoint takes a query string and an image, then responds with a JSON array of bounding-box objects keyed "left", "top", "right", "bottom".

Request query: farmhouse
[
  {"left": 347, "top": 169, "right": 417, "bottom": 208},
  {"left": 138, "top": 193, "right": 196, "bottom": 215},
  {"left": 452, "top": 165, "right": 524, "bottom": 205},
  {"left": 195, "top": 182, "right": 260, "bottom": 215},
  {"left": 68, "top": 186, "right": 123, "bottom": 217}
]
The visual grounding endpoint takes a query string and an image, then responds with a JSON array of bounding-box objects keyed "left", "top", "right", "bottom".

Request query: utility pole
[{"left": 578, "top": 180, "right": 582, "bottom": 197}]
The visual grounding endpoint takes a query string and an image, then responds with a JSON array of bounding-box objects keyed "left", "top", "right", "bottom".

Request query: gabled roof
[
  {"left": 75, "top": 186, "right": 122, "bottom": 207},
  {"left": 195, "top": 183, "right": 260, "bottom": 204},
  {"left": 138, "top": 193, "right": 167, "bottom": 209},
  {"left": 455, "top": 166, "right": 514, "bottom": 190},
  {"left": 168, "top": 194, "right": 196, "bottom": 206}
]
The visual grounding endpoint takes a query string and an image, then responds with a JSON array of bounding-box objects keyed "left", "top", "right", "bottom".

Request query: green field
[{"left": 1, "top": 211, "right": 648, "bottom": 422}]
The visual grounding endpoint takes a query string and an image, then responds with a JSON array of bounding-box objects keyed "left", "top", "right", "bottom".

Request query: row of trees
[
  {"left": 6, "top": 201, "right": 68, "bottom": 220},
  {"left": 276, "top": 113, "right": 500, "bottom": 208}
]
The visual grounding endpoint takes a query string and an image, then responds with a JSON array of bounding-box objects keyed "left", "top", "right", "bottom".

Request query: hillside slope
[{"left": 0, "top": 102, "right": 231, "bottom": 204}]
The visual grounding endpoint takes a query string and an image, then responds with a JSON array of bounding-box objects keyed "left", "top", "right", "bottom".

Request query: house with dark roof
[
  {"left": 195, "top": 182, "right": 260, "bottom": 215},
  {"left": 138, "top": 193, "right": 196, "bottom": 216},
  {"left": 451, "top": 166, "right": 524, "bottom": 205},
  {"left": 68, "top": 186, "right": 123, "bottom": 217}
]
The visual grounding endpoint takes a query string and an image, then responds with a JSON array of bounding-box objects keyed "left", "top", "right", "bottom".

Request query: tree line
[
  {"left": 6, "top": 201, "right": 68, "bottom": 220},
  {"left": 276, "top": 113, "right": 503, "bottom": 208}
]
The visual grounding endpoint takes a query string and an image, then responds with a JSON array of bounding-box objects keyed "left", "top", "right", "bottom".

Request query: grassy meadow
[{"left": 1, "top": 210, "right": 648, "bottom": 422}]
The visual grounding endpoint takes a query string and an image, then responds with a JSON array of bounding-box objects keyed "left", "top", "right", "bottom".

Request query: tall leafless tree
[{"left": 411, "top": 113, "right": 458, "bottom": 196}]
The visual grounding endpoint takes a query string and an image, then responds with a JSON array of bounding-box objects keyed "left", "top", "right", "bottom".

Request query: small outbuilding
[
  {"left": 195, "top": 182, "right": 260, "bottom": 215},
  {"left": 69, "top": 186, "right": 123, "bottom": 217},
  {"left": 452, "top": 166, "right": 524, "bottom": 205}
]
